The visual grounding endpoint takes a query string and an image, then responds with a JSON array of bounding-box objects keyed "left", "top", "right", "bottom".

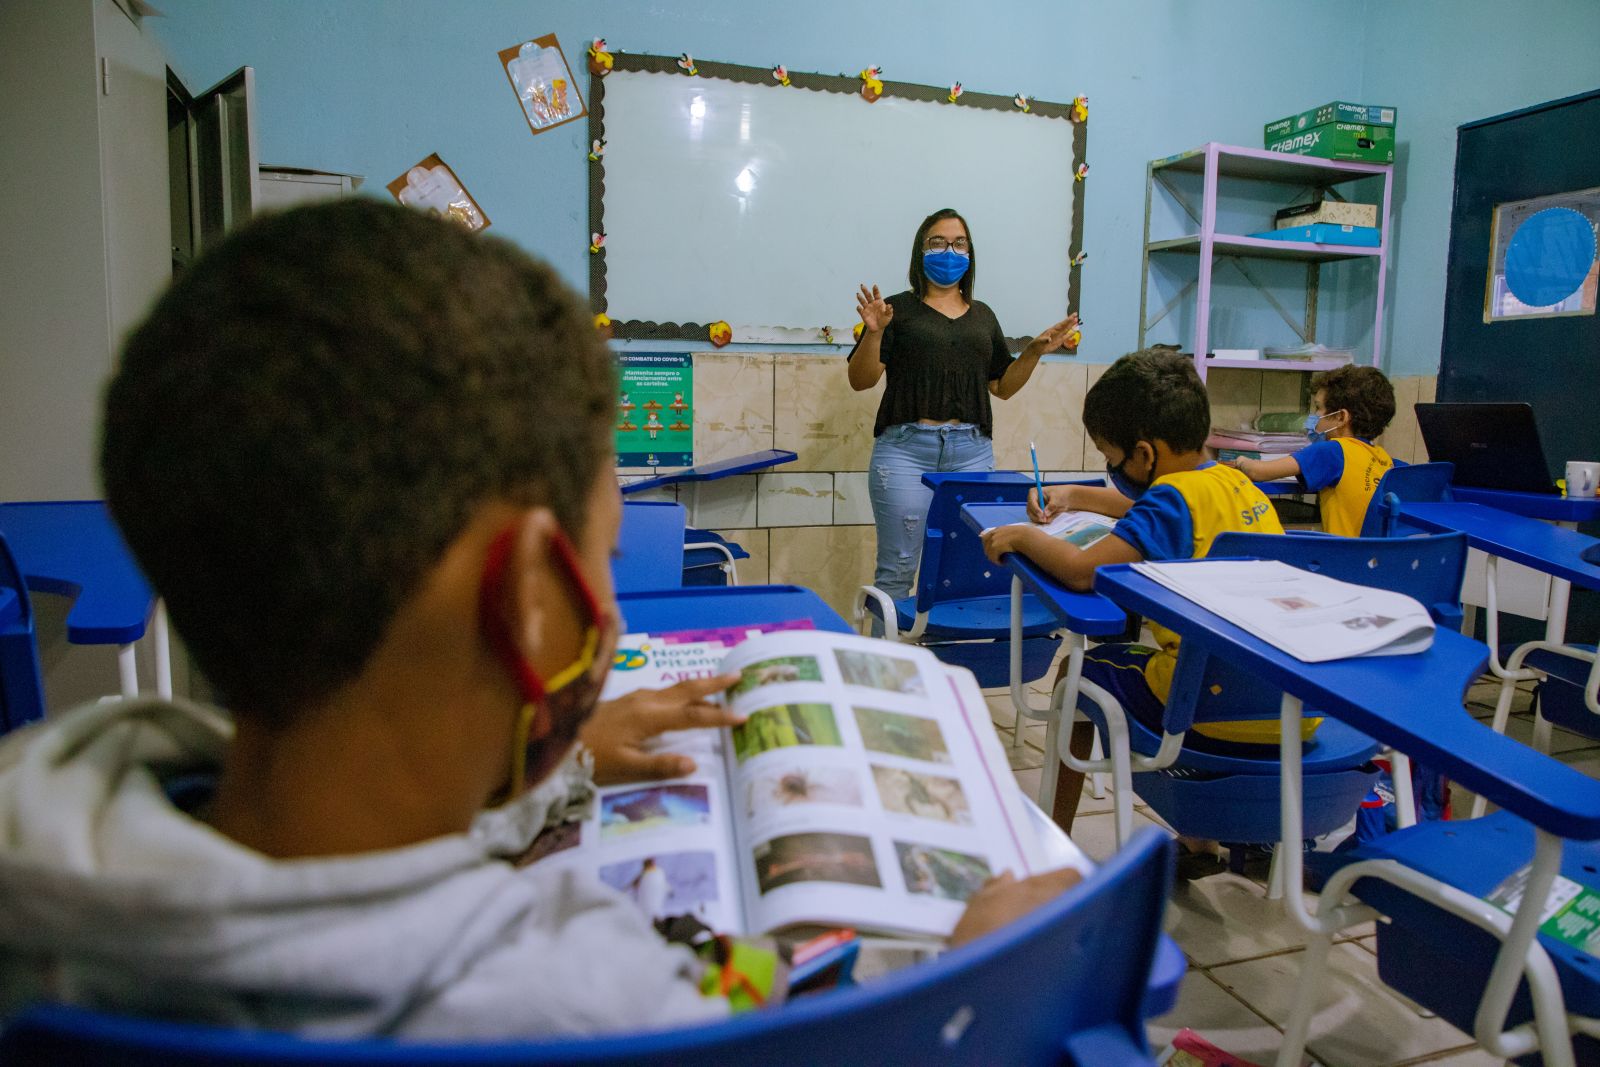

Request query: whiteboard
[{"left": 590, "top": 59, "right": 1085, "bottom": 346}]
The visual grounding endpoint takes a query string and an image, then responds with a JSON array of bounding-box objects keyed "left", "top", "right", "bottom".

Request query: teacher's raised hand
[
  {"left": 1027, "top": 312, "right": 1080, "bottom": 357},
  {"left": 856, "top": 283, "right": 894, "bottom": 334}
]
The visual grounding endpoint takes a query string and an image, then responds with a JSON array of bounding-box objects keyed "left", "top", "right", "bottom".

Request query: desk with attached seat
[{"left": 0, "top": 501, "right": 171, "bottom": 700}]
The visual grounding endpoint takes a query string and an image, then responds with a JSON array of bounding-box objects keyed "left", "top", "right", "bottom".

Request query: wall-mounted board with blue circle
[{"left": 1484, "top": 186, "right": 1600, "bottom": 322}]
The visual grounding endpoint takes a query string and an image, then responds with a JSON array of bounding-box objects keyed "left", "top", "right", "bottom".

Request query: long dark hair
[{"left": 908, "top": 208, "right": 975, "bottom": 303}]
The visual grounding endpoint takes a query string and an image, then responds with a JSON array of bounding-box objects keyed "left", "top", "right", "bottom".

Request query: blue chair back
[
  {"left": 0, "top": 530, "right": 46, "bottom": 733},
  {"left": 0, "top": 831, "right": 1176, "bottom": 1067},
  {"left": 612, "top": 502, "right": 688, "bottom": 594},
  {"left": 1357, "top": 461, "right": 1455, "bottom": 537},
  {"left": 915, "top": 473, "right": 1042, "bottom": 613}
]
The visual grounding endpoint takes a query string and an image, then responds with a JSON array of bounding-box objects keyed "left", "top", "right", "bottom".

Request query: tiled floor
[{"left": 987, "top": 670, "right": 1600, "bottom": 1067}]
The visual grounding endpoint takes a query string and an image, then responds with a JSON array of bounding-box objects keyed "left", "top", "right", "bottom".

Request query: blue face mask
[
  {"left": 1303, "top": 412, "right": 1331, "bottom": 443},
  {"left": 1106, "top": 449, "right": 1153, "bottom": 500},
  {"left": 922, "top": 249, "right": 970, "bottom": 288}
]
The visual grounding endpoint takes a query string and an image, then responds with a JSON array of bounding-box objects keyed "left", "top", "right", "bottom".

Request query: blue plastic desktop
[
  {"left": 0, "top": 501, "right": 155, "bottom": 645},
  {"left": 620, "top": 449, "right": 798, "bottom": 495},
  {"left": 1397, "top": 501, "right": 1600, "bottom": 591},
  {"left": 957, "top": 502, "right": 1129, "bottom": 638},
  {"left": 616, "top": 585, "right": 852, "bottom": 635},
  {"left": 1449, "top": 485, "right": 1600, "bottom": 524},
  {"left": 1092, "top": 562, "right": 1600, "bottom": 837}
]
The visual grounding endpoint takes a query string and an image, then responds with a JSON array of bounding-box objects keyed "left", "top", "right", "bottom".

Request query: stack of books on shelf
[
  {"left": 1208, "top": 421, "right": 1304, "bottom": 462},
  {"left": 1262, "top": 343, "right": 1354, "bottom": 364}
]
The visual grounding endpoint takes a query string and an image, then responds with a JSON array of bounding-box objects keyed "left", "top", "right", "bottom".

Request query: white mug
[{"left": 1567, "top": 461, "right": 1600, "bottom": 499}]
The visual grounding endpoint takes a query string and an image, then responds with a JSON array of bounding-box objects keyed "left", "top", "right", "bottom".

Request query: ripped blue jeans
[{"left": 868, "top": 422, "right": 995, "bottom": 601}]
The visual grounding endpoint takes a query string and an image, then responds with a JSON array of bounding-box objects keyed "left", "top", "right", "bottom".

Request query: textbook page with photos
[
  {"left": 984, "top": 509, "right": 1119, "bottom": 550},
  {"left": 523, "top": 629, "right": 1050, "bottom": 940},
  {"left": 1132, "top": 559, "right": 1435, "bottom": 662}
]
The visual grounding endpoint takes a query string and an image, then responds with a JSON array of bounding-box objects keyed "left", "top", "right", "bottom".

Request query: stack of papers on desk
[{"left": 1133, "top": 560, "right": 1434, "bottom": 663}]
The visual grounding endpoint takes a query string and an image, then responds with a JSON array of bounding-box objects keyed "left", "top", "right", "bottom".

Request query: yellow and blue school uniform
[
  {"left": 1294, "top": 437, "right": 1394, "bottom": 537},
  {"left": 1080, "top": 462, "right": 1294, "bottom": 747}
]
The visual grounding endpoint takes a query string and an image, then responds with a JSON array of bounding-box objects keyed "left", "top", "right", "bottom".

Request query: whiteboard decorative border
[{"left": 587, "top": 53, "right": 1087, "bottom": 348}]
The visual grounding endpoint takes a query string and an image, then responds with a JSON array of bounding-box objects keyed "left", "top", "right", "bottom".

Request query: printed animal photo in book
[
  {"left": 599, "top": 783, "right": 712, "bottom": 839},
  {"left": 599, "top": 851, "right": 720, "bottom": 921},
  {"left": 894, "top": 842, "right": 994, "bottom": 902},
  {"left": 733, "top": 703, "right": 844, "bottom": 763},
  {"left": 729, "top": 655, "right": 825, "bottom": 698},
  {"left": 753, "top": 831, "right": 883, "bottom": 894},
  {"left": 853, "top": 706, "right": 952, "bottom": 764},
  {"left": 834, "top": 649, "right": 927, "bottom": 696},
  {"left": 871, "top": 765, "right": 973, "bottom": 825},
  {"left": 745, "top": 764, "right": 864, "bottom": 819}
]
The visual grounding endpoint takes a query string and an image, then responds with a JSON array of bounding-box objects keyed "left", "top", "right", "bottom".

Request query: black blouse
[{"left": 855, "top": 291, "right": 1014, "bottom": 438}]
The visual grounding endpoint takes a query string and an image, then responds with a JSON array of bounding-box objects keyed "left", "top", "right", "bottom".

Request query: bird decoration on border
[
  {"left": 588, "top": 139, "right": 606, "bottom": 162},
  {"left": 948, "top": 82, "right": 963, "bottom": 104},
  {"left": 1075, "top": 163, "right": 1090, "bottom": 182},
  {"left": 1071, "top": 94, "right": 1089, "bottom": 123},
  {"left": 586, "top": 38, "right": 613, "bottom": 76},
  {"left": 589, "top": 232, "right": 606, "bottom": 254},
  {"left": 677, "top": 53, "right": 698, "bottom": 76},
  {"left": 860, "top": 67, "right": 884, "bottom": 102},
  {"left": 772, "top": 64, "right": 791, "bottom": 87},
  {"left": 1013, "top": 94, "right": 1031, "bottom": 113}
]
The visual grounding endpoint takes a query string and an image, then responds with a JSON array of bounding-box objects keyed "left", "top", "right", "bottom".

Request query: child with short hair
[
  {"left": 981, "top": 350, "right": 1285, "bottom": 830},
  {"left": 0, "top": 199, "right": 1075, "bottom": 1040},
  {"left": 1229, "top": 365, "right": 1397, "bottom": 537}
]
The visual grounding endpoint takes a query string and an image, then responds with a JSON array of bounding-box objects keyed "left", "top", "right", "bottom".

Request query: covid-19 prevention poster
[{"left": 615, "top": 354, "right": 693, "bottom": 468}]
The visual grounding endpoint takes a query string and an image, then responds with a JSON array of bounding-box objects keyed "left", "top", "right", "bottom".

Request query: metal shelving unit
[{"left": 1138, "top": 142, "right": 1394, "bottom": 382}]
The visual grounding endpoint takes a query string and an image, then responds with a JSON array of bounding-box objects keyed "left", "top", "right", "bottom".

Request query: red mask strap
[{"left": 479, "top": 526, "right": 550, "bottom": 738}]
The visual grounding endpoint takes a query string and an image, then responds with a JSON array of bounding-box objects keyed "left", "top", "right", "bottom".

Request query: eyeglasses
[{"left": 923, "top": 236, "right": 970, "bottom": 254}]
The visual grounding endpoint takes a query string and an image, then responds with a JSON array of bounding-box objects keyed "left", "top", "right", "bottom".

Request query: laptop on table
[{"left": 1414, "top": 402, "right": 1560, "bottom": 495}]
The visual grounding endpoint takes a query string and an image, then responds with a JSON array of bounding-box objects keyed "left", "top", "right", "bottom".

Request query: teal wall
[
  {"left": 149, "top": 0, "right": 1600, "bottom": 376},
  {"left": 1361, "top": 0, "right": 1600, "bottom": 375}
]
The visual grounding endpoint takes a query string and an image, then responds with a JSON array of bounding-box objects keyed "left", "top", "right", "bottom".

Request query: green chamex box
[{"left": 1264, "top": 101, "right": 1397, "bottom": 163}]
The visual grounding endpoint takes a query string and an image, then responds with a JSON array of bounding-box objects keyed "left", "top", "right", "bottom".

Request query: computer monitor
[{"left": 1414, "top": 402, "right": 1558, "bottom": 494}]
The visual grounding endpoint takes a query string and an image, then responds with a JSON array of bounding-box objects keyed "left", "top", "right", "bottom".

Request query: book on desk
[
  {"left": 518, "top": 627, "right": 1059, "bottom": 942},
  {"left": 1134, "top": 559, "right": 1436, "bottom": 662}
]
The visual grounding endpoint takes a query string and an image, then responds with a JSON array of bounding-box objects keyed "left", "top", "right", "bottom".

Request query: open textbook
[
  {"left": 1132, "top": 559, "right": 1435, "bottom": 663},
  {"left": 521, "top": 628, "right": 1051, "bottom": 940},
  {"left": 984, "top": 508, "right": 1119, "bottom": 550}
]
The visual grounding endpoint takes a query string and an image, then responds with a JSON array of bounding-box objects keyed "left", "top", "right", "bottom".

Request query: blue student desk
[
  {"left": 958, "top": 502, "right": 1127, "bottom": 814},
  {"left": 0, "top": 501, "right": 171, "bottom": 699},
  {"left": 620, "top": 450, "right": 798, "bottom": 495},
  {"left": 1398, "top": 501, "right": 1600, "bottom": 662},
  {"left": 1448, "top": 486, "right": 1600, "bottom": 525},
  {"left": 616, "top": 584, "right": 852, "bottom": 635}
]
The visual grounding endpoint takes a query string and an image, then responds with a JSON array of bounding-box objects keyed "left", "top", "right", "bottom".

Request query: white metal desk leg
[
  {"left": 1389, "top": 750, "right": 1416, "bottom": 829},
  {"left": 1038, "top": 637, "right": 1085, "bottom": 809},
  {"left": 1008, "top": 576, "right": 1027, "bottom": 750},
  {"left": 154, "top": 600, "right": 173, "bottom": 699},
  {"left": 117, "top": 644, "right": 139, "bottom": 698},
  {"left": 1089, "top": 734, "right": 1108, "bottom": 799}
]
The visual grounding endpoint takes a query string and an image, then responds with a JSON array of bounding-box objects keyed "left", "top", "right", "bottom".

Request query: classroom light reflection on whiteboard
[{"left": 735, "top": 167, "right": 756, "bottom": 195}]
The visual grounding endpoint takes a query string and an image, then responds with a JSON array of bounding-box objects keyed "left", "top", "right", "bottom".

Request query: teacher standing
[{"left": 847, "top": 207, "right": 1078, "bottom": 601}]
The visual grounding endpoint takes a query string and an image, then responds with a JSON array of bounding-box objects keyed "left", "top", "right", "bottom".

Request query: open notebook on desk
[
  {"left": 1133, "top": 559, "right": 1435, "bottom": 662},
  {"left": 521, "top": 628, "right": 1059, "bottom": 942}
]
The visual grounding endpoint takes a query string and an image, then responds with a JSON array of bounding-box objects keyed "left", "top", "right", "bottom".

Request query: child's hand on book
[
  {"left": 580, "top": 674, "right": 744, "bottom": 784},
  {"left": 1027, "top": 485, "right": 1074, "bottom": 523},
  {"left": 981, "top": 523, "right": 1046, "bottom": 565},
  {"left": 948, "top": 868, "right": 1084, "bottom": 947}
]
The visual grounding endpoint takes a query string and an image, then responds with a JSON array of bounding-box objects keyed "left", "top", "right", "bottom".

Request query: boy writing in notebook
[
  {"left": 1227, "top": 365, "right": 1397, "bottom": 537},
  {"left": 0, "top": 200, "right": 1075, "bottom": 1039},
  {"left": 980, "top": 350, "right": 1285, "bottom": 831}
]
